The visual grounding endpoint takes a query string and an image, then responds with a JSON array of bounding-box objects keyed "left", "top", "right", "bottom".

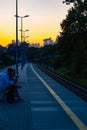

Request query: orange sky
[{"left": 0, "top": 0, "right": 72, "bottom": 47}]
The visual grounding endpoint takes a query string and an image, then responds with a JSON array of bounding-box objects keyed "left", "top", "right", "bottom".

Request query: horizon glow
[{"left": 0, "top": 0, "right": 72, "bottom": 47}]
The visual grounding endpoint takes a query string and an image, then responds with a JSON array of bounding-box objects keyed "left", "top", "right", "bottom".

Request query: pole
[
  {"left": 20, "top": 17, "right": 24, "bottom": 69},
  {"left": 16, "top": 0, "right": 18, "bottom": 77},
  {"left": 21, "top": 17, "right": 23, "bottom": 43},
  {"left": 24, "top": 31, "right": 25, "bottom": 42}
]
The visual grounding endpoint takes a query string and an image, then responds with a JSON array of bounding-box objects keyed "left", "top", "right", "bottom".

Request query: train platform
[
  {"left": 0, "top": 63, "right": 87, "bottom": 130},
  {"left": 0, "top": 64, "right": 33, "bottom": 130}
]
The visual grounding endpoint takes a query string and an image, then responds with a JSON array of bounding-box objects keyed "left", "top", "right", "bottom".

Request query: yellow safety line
[{"left": 30, "top": 64, "right": 87, "bottom": 130}]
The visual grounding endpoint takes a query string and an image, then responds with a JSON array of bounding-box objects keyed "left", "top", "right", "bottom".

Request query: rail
[{"left": 35, "top": 63, "right": 87, "bottom": 102}]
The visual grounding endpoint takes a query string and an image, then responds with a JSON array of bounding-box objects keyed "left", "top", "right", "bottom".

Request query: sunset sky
[{"left": 0, "top": 0, "right": 72, "bottom": 47}]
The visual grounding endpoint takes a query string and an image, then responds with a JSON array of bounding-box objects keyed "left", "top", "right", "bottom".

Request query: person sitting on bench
[{"left": 0, "top": 68, "right": 19, "bottom": 103}]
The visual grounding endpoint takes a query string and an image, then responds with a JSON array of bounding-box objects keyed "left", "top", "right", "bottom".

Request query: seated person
[{"left": 0, "top": 67, "right": 20, "bottom": 103}]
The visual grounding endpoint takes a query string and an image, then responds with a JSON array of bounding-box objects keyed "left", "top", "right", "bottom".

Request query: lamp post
[
  {"left": 15, "top": 0, "right": 18, "bottom": 77},
  {"left": 18, "top": 15, "right": 29, "bottom": 69},
  {"left": 19, "top": 15, "right": 29, "bottom": 43},
  {"left": 21, "top": 30, "right": 29, "bottom": 68},
  {"left": 19, "top": 29, "right": 29, "bottom": 42},
  {"left": 19, "top": 29, "right": 29, "bottom": 69},
  {"left": 23, "top": 30, "right": 29, "bottom": 42}
]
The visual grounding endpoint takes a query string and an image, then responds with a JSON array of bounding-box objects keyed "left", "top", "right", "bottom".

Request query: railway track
[{"left": 35, "top": 64, "right": 87, "bottom": 102}]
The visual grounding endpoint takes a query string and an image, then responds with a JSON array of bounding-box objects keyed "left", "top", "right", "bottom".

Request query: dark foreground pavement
[
  {"left": 0, "top": 63, "right": 87, "bottom": 130},
  {"left": 0, "top": 64, "right": 33, "bottom": 130}
]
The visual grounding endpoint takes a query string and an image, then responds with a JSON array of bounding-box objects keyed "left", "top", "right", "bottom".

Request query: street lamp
[
  {"left": 21, "top": 30, "right": 29, "bottom": 68},
  {"left": 18, "top": 15, "right": 29, "bottom": 69},
  {"left": 18, "top": 15, "right": 29, "bottom": 43},
  {"left": 15, "top": 0, "right": 18, "bottom": 77},
  {"left": 23, "top": 30, "right": 29, "bottom": 42},
  {"left": 15, "top": 1, "right": 29, "bottom": 73},
  {"left": 19, "top": 29, "right": 29, "bottom": 68},
  {"left": 22, "top": 36, "right": 29, "bottom": 42}
]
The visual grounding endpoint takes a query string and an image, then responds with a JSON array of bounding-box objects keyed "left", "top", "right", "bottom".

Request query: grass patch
[{"left": 56, "top": 67, "right": 87, "bottom": 88}]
